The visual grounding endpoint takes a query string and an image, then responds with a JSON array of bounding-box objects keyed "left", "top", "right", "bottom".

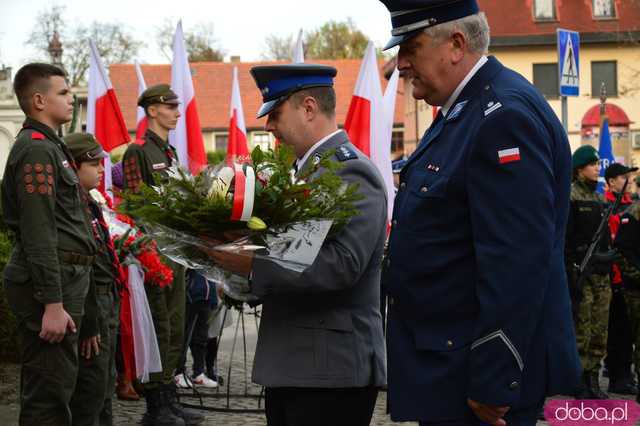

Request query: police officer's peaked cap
[
  {"left": 379, "top": 0, "right": 481, "bottom": 50},
  {"left": 250, "top": 64, "right": 337, "bottom": 118},
  {"left": 64, "top": 133, "right": 109, "bottom": 163},
  {"left": 572, "top": 145, "right": 599, "bottom": 170},
  {"left": 137, "top": 84, "right": 180, "bottom": 108},
  {"left": 604, "top": 162, "right": 639, "bottom": 181}
]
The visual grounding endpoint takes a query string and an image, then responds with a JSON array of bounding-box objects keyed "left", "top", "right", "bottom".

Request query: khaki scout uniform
[
  {"left": 1, "top": 118, "right": 97, "bottom": 426},
  {"left": 64, "top": 133, "right": 121, "bottom": 426}
]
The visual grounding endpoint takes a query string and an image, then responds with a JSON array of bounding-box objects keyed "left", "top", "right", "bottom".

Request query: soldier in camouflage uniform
[
  {"left": 1, "top": 63, "right": 97, "bottom": 425},
  {"left": 65, "top": 133, "right": 122, "bottom": 426},
  {"left": 122, "top": 84, "right": 203, "bottom": 426},
  {"left": 613, "top": 200, "right": 640, "bottom": 404},
  {"left": 566, "top": 145, "right": 612, "bottom": 399}
]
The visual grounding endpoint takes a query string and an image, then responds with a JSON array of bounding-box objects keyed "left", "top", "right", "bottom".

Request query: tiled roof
[
  {"left": 110, "top": 59, "right": 404, "bottom": 132},
  {"left": 481, "top": 0, "right": 640, "bottom": 39}
]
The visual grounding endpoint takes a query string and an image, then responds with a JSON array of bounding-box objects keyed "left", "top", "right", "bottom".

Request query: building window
[
  {"left": 591, "top": 61, "right": 617, "bottom": 97},
  {"left": 391, "top": 130, "right": 404, "bottom": 153},
  {"left": 593, "top": 0, "right": 615, "bottom": 18},
  {"left": 533, "top": 0, "right": 556, "bottom": 20},
  {"left": 251, "top": 132, "right": 272, "bottom": 150},
  {"left": 532, "top": 63, "right": 559, "bottom": 99},
  {"left": 214, "top": 133, "right": 228, "bottom": 152}
]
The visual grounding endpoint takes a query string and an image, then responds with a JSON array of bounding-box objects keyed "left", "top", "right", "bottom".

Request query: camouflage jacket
[{"left": 614, "top": 202, "right": 640, "bottom": 289}]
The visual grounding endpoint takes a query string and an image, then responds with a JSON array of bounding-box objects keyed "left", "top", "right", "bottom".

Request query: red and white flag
[
  {"left": 87, "top": 39, "right": 131, "bottom": 192},
  {"left": 498, "top": 147, "right": 521, "bottom": 164},
  {"left": 227, "top": 66, "right": 250, "bottom": 163},
  {"left": 345, "top": 41, "right": 396, "bottom": 221},
  {"left": 170, "top": 21, "right": 207, "bottom": 175},
  {"left": 134, "top": 60, "right": 148, "bottom": 140}
]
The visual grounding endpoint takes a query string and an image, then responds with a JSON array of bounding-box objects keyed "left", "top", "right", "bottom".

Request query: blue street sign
[{"left": 557, "top": 29, "right": 580, "bottom": 97}]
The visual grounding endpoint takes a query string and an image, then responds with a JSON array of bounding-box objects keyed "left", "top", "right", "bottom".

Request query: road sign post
[{"left": 557, "top": 29, "right": 580, "bottom": 133}]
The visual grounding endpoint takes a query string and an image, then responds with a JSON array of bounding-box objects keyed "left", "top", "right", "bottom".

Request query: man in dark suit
[
  {"left": 378, "top": 1, "right": 581, "bottom": 425},
  {"left": 213, "top": 64, "right": 388, "bottom": 426}
]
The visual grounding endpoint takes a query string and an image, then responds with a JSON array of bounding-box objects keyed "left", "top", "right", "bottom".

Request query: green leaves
[{"left": 120, "top": 145, "right": 362, "bottom": 237}]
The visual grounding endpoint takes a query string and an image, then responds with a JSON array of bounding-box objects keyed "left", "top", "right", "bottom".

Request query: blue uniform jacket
[{"left": 384, "top": 56, "right": 581, "bottom": 423}]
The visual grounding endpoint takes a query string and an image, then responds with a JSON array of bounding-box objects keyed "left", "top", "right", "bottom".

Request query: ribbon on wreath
[{"left": 230, "top": 163, "right": 255, "bottom": 222}]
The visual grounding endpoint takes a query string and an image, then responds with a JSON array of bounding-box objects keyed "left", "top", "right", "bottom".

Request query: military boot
[
  {"left": 588, "top": 370, "right": 609, "bottom": 399},
  {"left": 142, "top": 387, "right": 186, "bottom": 426},
  {"left": 574, "top": 371, "right": 592, "bottom": 399},
  {"left": 163, "top": 383, "right": 205, "bottom": 425}
]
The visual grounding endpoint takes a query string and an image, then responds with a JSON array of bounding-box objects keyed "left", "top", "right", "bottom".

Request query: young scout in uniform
[
  {"left": 377, "top": 1, "right": 581, "bottom": 424},
  {"left": 214, "top": 64, "right": 388, "bottom": 426},
  {"left": 64, "top": 133, "right": 122, "bottom": 426},
  {"left": 122, "top": 84, "right": 203, "bottom": 426},
  {"left": 613, "top": 192, "right": 640, "bottom": 404},
  {"left": 566, "top": 145, "right": 613, "bottom": 399},
  {"left": 1, "top": 63, "right": 97, "bottom": 425}
]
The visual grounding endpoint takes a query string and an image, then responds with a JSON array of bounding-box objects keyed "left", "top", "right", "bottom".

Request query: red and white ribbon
[{"left": 230, "top": 163, "right": 255, "bottom": 222}]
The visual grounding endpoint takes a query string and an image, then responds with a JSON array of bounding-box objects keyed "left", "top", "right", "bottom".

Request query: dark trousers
[
  {"left": 605, "top": 287, "right": 634, "bottom": 382},
  {"left": 264, "top": 386, "right": 378, "bottom": 426},
  {"left": 176, "top": 300, "right": 210, "bottom": 377}
]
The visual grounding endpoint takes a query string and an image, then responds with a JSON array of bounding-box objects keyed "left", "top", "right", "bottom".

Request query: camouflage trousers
[
  {"left": 3, "top": 263, "right": 90, "bottom": 426},
  {"left": 143, "top": 258, "right": 185, "bottom": 389},
  {"left": 575, "top": 273, "right": 612, "bottom": 373},
  {"left": 70, "top": 287, "right": 119, "bottom": 426},
  {"left": 623, "top": 289, "right": 640, "bottom": 378}
]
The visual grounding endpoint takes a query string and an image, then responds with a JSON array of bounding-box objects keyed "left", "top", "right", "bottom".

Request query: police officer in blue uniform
[{"left": 378, "top": 1, "right": 581, "bottom": 425}]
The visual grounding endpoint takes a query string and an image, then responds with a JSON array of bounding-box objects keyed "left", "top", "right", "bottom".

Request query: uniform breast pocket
[
  {"left": 57, "top": 167, "right": 80, "bottom": 205},
  {"left": 400, "top": 173, "right": 451, "bottom": 233},
  {"left": 409, "top": 172, "right": 449, "bottom": 199}
]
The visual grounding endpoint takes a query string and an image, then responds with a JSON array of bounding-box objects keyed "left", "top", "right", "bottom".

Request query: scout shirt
[
  {"left": 1, "top": 117, "right": 97, "bottom": 304},
  {"left": 122, "top": 128, "right": 177, "bottom": 191}
]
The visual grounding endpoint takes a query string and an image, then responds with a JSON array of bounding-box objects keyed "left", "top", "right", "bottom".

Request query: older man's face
[{"left": 397, "top": 31, "right": 458, "bottom": 106}]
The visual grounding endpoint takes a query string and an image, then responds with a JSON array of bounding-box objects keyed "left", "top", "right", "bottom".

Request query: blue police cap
[
  {"left": 379, "top": 0, "right": 480, "bottom": 50},
  {"left": 250, "top": 64, "right": 337, "bottom": 118}
]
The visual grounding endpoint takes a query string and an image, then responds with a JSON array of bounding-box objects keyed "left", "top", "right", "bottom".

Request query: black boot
[
  {"left": 608, "top": 377, "right": 638, "bottom": 395},
  {"left": 142, "top": 387, "right": 186, "bottom": 426},
  {"left": 575, "top": 371, "right": 592, "bottom": 399},
  {"left": 164, "top": 383, "right": 205, "bottom": 425},
  {"left": 589, "top": 370, "right": 609, "bottom": 399}
]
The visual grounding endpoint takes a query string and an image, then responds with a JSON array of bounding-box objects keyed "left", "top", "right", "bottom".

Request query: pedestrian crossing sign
[{"left": 557, "top": 29, "right": 580, "bottom": 96}]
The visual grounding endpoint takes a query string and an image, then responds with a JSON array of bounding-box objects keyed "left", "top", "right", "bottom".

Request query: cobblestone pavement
[{"left": 0, "top": 308, "right": 636, "bottom": 425}]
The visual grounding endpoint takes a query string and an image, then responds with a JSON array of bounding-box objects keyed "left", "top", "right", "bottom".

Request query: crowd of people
[{"left": 4, "top": 1, "right": 640, "bottom": 426}]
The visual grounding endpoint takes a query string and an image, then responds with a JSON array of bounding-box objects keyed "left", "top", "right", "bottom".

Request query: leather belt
[{"left": 58, "top": 250, "right": 96, "bottom": 266}]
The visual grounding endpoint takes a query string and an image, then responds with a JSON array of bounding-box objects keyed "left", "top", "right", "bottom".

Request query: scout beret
[
  {"left": 250, "top": 64, "right": 337, "bottom": 118},
  {"left": 572, "top": 145, "right": 599, "bottom": 170},
  {"left": 137, "top": 84, "right": 180, "bottom": 108},
  {"left": 63, "top": 133, "right": 109, "bottom": 163},
  {"left": 379, "top": 0, "right": 481, "bottom": 50}
]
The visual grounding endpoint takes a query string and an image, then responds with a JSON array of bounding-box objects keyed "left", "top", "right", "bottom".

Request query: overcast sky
[{"left": 0, "top": 0, "right": 394, "bottom": 72}]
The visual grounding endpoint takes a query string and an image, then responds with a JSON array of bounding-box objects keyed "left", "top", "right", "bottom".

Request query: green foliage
[
  {"left": 206, "top": 151, "right": 226, "bottom": 165},
  {"left": 120, "top": 145, "right": 362, "bottom": 238},
  {"left": 0, "top": 182, "right": 17, "bottom": 362},
  {"left": 305, "top": 19, "right": 369, "bottom": 60}
]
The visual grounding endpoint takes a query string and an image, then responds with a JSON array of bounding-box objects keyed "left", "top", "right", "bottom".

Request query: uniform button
[
  {"left": 388, "top": 297, "right": 394, "bottom": 306},
  {"left": 420, "top": 186, "right": 428, "bottom": 193},
  {"left": 509, "top": 381, "right": 519, "bottom": 390},
  {"left": 392, "top": 220, "right": 397, "bottom": 227},
  {"left": 400, "top": 182, "right": 406, "bottom": 190},
  {"left": 446, "top": 340, "right": 454, "bottom": 348}
]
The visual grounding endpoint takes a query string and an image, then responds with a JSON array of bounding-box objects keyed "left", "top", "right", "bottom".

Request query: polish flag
[
  {"left": 170, "top": 21, "right": 207, "bottom": 175},
  {"left": 134, "top": 60, "right": 148, "bottom": 140},
  {"left": 227, "top": 66, "right": 250, "bottom": 163},
  {"left": 344, "top": 41, "right": 396, "bottom": 220},
  {"left": 498, "top": 147, "right": 521, "bottom": 164},
  {"left": 87, "top": 39, "right": 131, "bottom": 192},
  {"left": 292, "top": 29, "right": 304, "bottom": 63}
]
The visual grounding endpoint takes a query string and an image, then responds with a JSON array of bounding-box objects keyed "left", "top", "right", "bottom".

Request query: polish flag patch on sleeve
[{"left": 498, "top": 147, "right": 521, "bottom": 164}]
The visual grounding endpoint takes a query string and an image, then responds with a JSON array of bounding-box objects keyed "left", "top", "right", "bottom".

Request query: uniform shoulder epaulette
[
  {"left": 480, "top": 84, "right": 503, "bottom": 118},
  {"left": 335, "top": 145, "right": 358, "bottom": 162},
  {"left": 133, "top": 138, "right": 146, "bottom": 146},
  {"left": 31, "top": 131, "right": 45, "bottom": 140}
]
